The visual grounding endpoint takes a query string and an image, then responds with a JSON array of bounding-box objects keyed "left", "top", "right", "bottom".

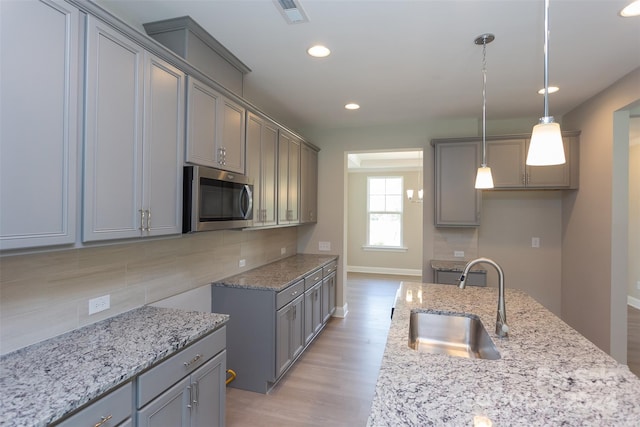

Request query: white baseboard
[
  {"left": 333, "top": 303, "right": 349, "bottom": 318},
  {"left": 347, "top": 265, "right": 422, "bottom": 277},
  {"left": 628, "top": 295, "right": 640, "bottom": 310}
]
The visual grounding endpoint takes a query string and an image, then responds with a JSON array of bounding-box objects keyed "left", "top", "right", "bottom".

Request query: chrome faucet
[{"left": 459, "top": 257, "right": 509, "bottom": 338}]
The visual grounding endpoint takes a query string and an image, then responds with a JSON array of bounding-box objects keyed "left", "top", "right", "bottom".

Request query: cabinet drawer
[
  {"left": 276, "top": 280, "right": 305, "bottom": 310},
  {"left": 55, "top": 382, "right": 132, "bottom": 427},
  {"left": 323, "top": 261, "right": 337, "bottom": 277},
  {"left": 137, "top": 326, "right": 226, "bottom": 408},
  {"left": 304, "top": 268, "right": 323, "bottom": 290}
]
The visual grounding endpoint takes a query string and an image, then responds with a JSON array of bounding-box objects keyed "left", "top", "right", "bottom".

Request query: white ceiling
[{"left": 96, "top": 0, "right": 640, "bottom": 135}]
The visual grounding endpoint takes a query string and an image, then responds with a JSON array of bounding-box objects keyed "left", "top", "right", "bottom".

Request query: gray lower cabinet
[
  {"left": 433, "top": 270, "right": 486, "bottom": 287},
  {"left": 212, "top": 262, "right": 336, "bottom": 393},
  {"left": 54, "top": 382, "right": 133, "bottom": 427},
  {"left": 304, "top": 282, "right": 322, "bottom": 345},
  {"left": 136, "top": 326, "right": 226, "bottom": 427},
  {"left": 136, "top": 351, "right": 225, "bottom": 427},
  {"left": 276, "top": 293, "right": 305, "bottom": 378},
  {"left": 321, "top": 271, "right": 337, "bottom": 322}
]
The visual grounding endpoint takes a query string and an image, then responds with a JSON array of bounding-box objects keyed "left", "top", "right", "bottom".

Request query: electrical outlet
[
  {"left": 637, "top": 281, "right": 640, "bottom": 291},
  {"left": 89, "top": 295, "right": 110, "bottom": 315},
  {"left": 532, "top": 237, "right": 540, "bottom": 248},
  {"left": 281, "top": 247, "right": 286, "bottom": 255},
  {"left": 239, "top": 259, "right": 246, "bottom": 267},
  {"left": 319, "top": 241, "right": 331, "bottom": 251},
  {"left": 454, "top": 251, "right": 464, "bottom": 258}
]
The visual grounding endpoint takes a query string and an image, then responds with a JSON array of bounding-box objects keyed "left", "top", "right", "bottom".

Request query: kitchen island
[{"left": 368, "top": 282, "right": 640, "bottom": 426}]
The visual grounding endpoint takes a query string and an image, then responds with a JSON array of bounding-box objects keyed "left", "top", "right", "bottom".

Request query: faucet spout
[{"left": 459, "top": 257, "right": 509, "bottom": 338}]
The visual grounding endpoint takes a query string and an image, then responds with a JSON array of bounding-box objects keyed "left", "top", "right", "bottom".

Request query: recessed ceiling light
[
  {"left": 620, "top": 0, "right": 640, "bottom": 17},
  {"left": 345, "top": 103, "right": 360, "bottom": 110},
  {"left": 307, "top": 45, "right": 330, "bottom": 58},
  {"left": 538, "top": 86, "right": 559, "bottom": 95}
]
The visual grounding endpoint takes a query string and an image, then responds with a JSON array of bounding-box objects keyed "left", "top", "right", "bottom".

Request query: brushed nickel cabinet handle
[
  {"left": 184, "top": 353, "right": 202, "bottom": 368},
  {"left": 93, "top": 415, "right": 112, "bottom": 427}
]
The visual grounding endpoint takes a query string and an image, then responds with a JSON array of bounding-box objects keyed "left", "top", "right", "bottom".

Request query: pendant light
[
  {"left": 526, "top": 0, "right": 565, "bottom": 166},
  {"left": 474, "top": 33, "right": 495, "bottom": 189},
  {"left": 406, "top": 150, "right": 424, "bottom": 203}
]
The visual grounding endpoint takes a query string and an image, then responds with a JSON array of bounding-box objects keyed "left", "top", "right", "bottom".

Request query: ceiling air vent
[{"left": 274, "top": 0, "right": 309, "bottom": 24}]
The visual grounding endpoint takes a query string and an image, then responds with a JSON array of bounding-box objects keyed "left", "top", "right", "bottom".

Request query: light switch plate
[
  {"left": 532, "top": 237, "right": 540, "bottom": 248},
  {"left": 319, "top": 241, "right": 331, "bottom": 251},
  {"left": 239, "top": 259, "right": 246, "bottom": 267},
  {"left": 281, "top": 247, "right": 286, "bottom": 255},
  {"left": 454, "top": 251, "right": 464, "bottom": 258}
]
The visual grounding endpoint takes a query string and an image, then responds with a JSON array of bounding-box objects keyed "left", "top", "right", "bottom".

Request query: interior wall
[
  {"left": 629, "top": 143, "right": 640, "bottom": 302},
  {"left": 0, "top": 227, "right": 298, "bottom": 355},
  {"left": 479, "top": 191, "right": 563, "bottom": 315},
  {"left": 347, "top": 170, "right": 423, "bottom": 275},
  {"left": 561, "top": 67, "right": 640, "bottom": 361}
]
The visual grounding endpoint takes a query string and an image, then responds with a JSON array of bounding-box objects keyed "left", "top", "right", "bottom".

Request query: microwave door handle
[{"left": 240, "top": 184, "right": 253, "bottom": 220}]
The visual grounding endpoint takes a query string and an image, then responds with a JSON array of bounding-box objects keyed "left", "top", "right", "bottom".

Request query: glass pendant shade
[
  {"left": 406, "top": 189, "right": 414, "bottom": 200},
  {"left": 418, "top": 189, "right": 424, "bottom": 200},
  {"left": 526, "top": 121, "right": 565, "bottom": 165},
  {"left": 475, "top": 166, "right": 494, "bottom": 189}
]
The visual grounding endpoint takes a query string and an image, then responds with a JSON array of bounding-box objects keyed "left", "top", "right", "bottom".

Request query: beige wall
[
  {"left": 479, "top": 191, "right": 563, "bottom": 315},
  {"left": 0, "top": 227, "right": 297, "bottom": 354},
  {"left": 346, "top": 170, "right": 423, "bottom": 275},
  {"left": 630, "top": 143, "right": 640, "bottom": 301},
  {"left": 561, "top": 67, "right": 640, "bottom": 361},
  {"left": 298, "top": 117, "right": 567, "bottom": 319}
]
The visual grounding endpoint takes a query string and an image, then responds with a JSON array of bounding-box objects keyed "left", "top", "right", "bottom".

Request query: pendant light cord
[{"left": 543, "top": 0, "right": 550, "bottom": 118}]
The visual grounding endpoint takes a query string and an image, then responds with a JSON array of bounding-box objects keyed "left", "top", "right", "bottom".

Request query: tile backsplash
[
  {"left": 0, "top": 227, "right": 297, "bottom": 355},
  {"left": 433, "top": 228, "right": 479, "bottom": 261}
]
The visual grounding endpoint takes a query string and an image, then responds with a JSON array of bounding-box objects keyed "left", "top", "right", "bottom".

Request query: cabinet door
[
  {"left": 246, "top": 113, "right": 278, "bottom": 227},
  {"left": 300, "top": 144, "right": 318, "bottom": 223},
  {"left": 0, "top": 0, "right": 79, "bottom": 249},
  {"left": 190, "top": 351, "right": 226, "bottom": 427},
  {"left": 84, "top": 16, "right": 145, "bottom": 241},
  {"left": 137, "top": 376, "right": 190, "bottom": 427},
  {"left": 290, "top": 294, "right": 305, "bottom": 360},
  {"left": 278, "top": 131, "right": 300, "bottom": 224},
  {"left": 526, "top": 137, "right": 572, "bottom": 188},
  {"left": 276, "top": 304, "right": 293, "bottom": 377},
  {"left": 218, "top": 98, "right": 246, "bottom": 174},
  {"left": 304, "top": 288, "right": 315, "bottom": 345},
  {"left": 485, "top": 139, "right": 527, "bottom": 188},
  {"left": 143, "top": 53, "right": 185, "bottom": 236},
  {"left": 322, "top": 272, "right": 336, "bottom": 322},
  {"left": 186, "top": 77, "right": 219, "bottom": 167},
  {"left": 434, "top": 141, "right": 481, "bottom": 227}
]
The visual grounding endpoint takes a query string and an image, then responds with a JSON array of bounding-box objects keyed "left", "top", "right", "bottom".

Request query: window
[{"left": 367, "top": 176, "right": 403, "bottom": 247}]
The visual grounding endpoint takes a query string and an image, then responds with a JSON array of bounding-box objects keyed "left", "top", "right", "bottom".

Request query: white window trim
[{"left": 366, "top": 176, "right": 404, "bottom": 248}]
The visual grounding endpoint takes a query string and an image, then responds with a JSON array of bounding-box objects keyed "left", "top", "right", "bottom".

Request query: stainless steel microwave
[{"left": 183, "top": 166, "right": 253, "bottom": 232}]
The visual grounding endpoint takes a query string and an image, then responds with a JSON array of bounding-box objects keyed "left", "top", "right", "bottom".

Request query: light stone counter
[
  {"left": 367, "top": 282, "right": 640, "bottom": 426},
  {"left": 0, "top": 306, "right": 228, "bottom": 427},
  {"left": 213, "top": 253, "right": 338, "bottom": 291}
]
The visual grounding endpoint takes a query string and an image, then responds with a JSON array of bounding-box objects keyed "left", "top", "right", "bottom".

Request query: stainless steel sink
[{"left": 408, "top": 311, "right": 501, "bottom": 360}]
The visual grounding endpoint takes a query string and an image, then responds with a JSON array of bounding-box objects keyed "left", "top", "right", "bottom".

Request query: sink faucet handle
[{"left": 458, "top": 273, "right": 467, "bottom": 289}]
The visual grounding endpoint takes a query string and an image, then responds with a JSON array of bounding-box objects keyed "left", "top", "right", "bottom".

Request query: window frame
[{"left": 365, "top": 176, "right": 404, "bottom": 249}]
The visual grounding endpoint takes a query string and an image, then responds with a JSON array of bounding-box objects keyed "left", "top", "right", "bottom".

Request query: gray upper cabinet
[
  {"left": 83, "top": 17, "right": 184, "bottom": 241},
  {"left": 300, "top": 143, "right": 319, "bottom": 223},
  {"left": 246, "top": 112, "right": 278, "bottom": 227},
  {"left": 433, "top": 139, "right": 482, "bottom": 227},
  {"left": 486, "top": 132, "right": 580, "bottom": 189},
  {"left": 278, "top": 130, "right": 301, "bottom": 225},
  {"left": 186, "top": 77, "right": 246, "bottom": 174},
  {"left": 0, "top": 0, "right": 80, "bottom": 250}
]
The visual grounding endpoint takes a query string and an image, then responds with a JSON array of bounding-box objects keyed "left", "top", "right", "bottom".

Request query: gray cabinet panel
[
  {"left": 278, "top": 131, "right": 300, "bottom": 224},
  {"left": 246, "top": 112, "right": 278, "bottom": 227},
  {"left": 55, "top": 382, "right": 132, "bottom": 427},
  {"left": 0, "top": 0, "right": 80, "bottom": 249},
  {"left": 434, "top": 140, "right": 482, "bottom": 227},
  {"left": 434, "top": 270, "right": 486, "bottom": 287},
  {"left": 300, "top": 144, "right": 319, "bottom": 223},
  {"left": 137, "top": 376, "right": 190, "bottom": 427}
]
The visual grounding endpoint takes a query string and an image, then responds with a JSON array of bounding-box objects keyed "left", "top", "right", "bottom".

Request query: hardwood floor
[
  {"left": 628, "top": 305, "right": 640, "bottom": 378},
  {"left": 225, "top": 273, "right": 411, "bottom": 427}
]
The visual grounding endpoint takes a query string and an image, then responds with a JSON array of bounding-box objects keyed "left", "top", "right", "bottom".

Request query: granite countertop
[
  {"left": 367, "top": 282, "right": 640, "bottom": 426},
  {"left": 0, "top": 306, "right": 228, "bottom": 427},
  {"left": 431, "top": 259, "right": 487, "bottom": 273},
  {"left": 213, "top": 253, "right": 338, "bottom": 291}
]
